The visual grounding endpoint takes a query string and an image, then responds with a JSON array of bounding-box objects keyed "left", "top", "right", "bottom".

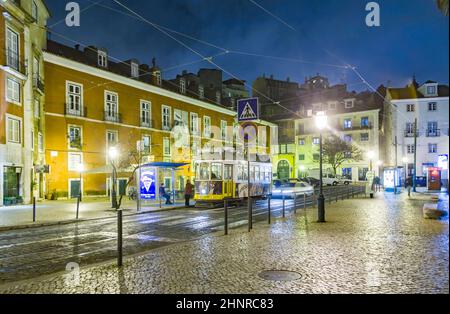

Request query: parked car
[
  {"left": 301, "top": 177, "right": 320, "bottom": 188},
  {"left": 272, "top": 182, "right": 314, "bottom": 199},
  {"left": 336, "top": 175, "right": 352, "bottom": 185}
]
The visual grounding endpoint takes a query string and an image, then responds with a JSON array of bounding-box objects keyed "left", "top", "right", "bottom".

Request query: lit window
[
  {"left": 69, "top": 126, "right": 82, "bottom": 149},
  {"left": 298, "top": 139, "right": 305, "bottom": 145},
  {"left": 361, "top": 117, "right": 369, "bottom": 128},
  {"left": 190, "top": 113, "right": 199, "bottom": 135},
  {"left": 427, "top": 86, "right": 436, "bottom": 95},
  {"left": 66, "top": 82, "right": 83, "bottom": 115},
  {"left": 105, "top": 91, "right": 119, "bottom": 122},
  {"left": 6, "top": 28, "right": 19, "bottom": 70},
  {"left": 312, "top": 137, "right": 320, "bottom": 145},
  {"left": 344, "top": 119, "right": 352, "bottom": 129},
  {"left": 163, "top": 137, "right": 171, "bottom": 156},
  {"left": 344, "top": 135, "right": 352, "bottom": 142}
]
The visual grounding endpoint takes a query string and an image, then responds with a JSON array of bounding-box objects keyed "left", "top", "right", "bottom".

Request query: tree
[
  {"left": 437, "top": 0, "right": 449, "bottom": 16},
  {"left": 112, "top": 148, "right": 141, "bottom": 210},
  {"left": 318, "top": 135, "right": 363, "bottom": 176}
]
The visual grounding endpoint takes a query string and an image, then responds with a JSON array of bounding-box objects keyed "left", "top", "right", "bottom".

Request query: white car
[
  {"left": 337, "top": 175, "right": 352, "bottom": 185},
  {"left": 272, "top": 182, "right": 314, "bottom": 199}
]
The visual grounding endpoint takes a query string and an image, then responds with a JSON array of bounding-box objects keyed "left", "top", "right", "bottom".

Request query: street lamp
[
  {"left": 109, "top": 147, "right": 119, "bottom": 209},
  {"left": 314, "top": 111, "right": 327, "bottom": 223},
  {"left": 402, "top": 156, "right": 408, "bottom": 187},
  {"left": 77, "top": 163, "right": 84, "bottom": 202}
]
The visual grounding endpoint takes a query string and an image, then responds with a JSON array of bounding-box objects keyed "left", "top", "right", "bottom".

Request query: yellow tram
[{"left": 193, "top": 160, "right": 272, "bottom": 208}]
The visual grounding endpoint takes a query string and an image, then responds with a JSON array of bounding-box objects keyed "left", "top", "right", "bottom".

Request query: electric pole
[{"left": 394, "top": 136, "right": 398, "bottom": 194}]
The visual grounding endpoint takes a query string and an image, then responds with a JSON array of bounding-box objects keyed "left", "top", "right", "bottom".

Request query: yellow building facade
[{"left": 43, "top": 43, "right": 274, "bottom": 200}]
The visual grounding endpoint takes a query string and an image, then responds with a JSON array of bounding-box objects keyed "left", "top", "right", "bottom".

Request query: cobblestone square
[{"left": 0, "top": 192, "right": 447, "bottom": 294}]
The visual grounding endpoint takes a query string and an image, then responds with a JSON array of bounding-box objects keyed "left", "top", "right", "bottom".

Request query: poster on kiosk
[
  {"left": 140, "top": 167, "right": 157, "bottom": 200},
  {"left": 383, "top": 168, "right": 401, "bottom": 192}
]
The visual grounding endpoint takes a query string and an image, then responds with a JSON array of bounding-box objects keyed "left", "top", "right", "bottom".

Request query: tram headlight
[{"left": 201, "top": 189, "right": 207, "bottom": 195}]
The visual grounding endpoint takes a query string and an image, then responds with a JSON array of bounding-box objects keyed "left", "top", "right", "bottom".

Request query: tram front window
[
  {"left": 199, "top": 162, "right": 210, "bottom": 180},
  {"left": 211, "top": 163, "right": 223, "bottom": 180}
]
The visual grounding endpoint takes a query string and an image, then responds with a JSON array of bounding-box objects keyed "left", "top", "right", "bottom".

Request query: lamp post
[
  {"left": 109, "top": 146, "right": 119, "bottom": 209},
  {"left": 376, "top": 160, "right": 383, "bottom": 189},
  {"left": 367, "top": 151, "right": 375, "bottom": 198},
  {"left": 315, "top": 111, "right": 327, "bottom": 223},
  {"left": 367, "top": 150, "right": 375, "bottom": 171},
  {"left": 402, "top": 156, "right": 408, "bottom": 188},
  {"left": 77, "top": 163, "right": 84, "bottom": 202}
]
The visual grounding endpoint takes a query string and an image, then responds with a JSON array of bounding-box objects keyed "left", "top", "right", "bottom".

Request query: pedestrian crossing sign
[{"left": 237, "top": 98, "right": 259, "bottom": 121}]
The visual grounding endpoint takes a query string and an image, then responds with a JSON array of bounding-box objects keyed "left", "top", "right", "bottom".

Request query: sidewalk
[
  {"left": 1, "top": 192, "right": 447, "bottom": 294},
  {"left": 0, "top": 197, "right": 188, "bottom": 229}
]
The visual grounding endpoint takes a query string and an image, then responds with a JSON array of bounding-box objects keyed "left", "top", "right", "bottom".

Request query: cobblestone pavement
[{"left": 0, "top": 191, "right": 447, "bottom": 294}]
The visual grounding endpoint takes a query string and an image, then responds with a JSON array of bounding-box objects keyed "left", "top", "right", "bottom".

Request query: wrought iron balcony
[
  {"left": 4, "top": 49, "right": 27, "bottom": 75},
  {"left": 65, "top": 103, "right": 87, "bottom": 117},
  {"left": 426, "top": 129, "right": 441, "bottom": 137},
  {"left": 104, "top": 111, "right": 122, "bottom": 123},
  {"left": 33, "top": 75, "right": 44, "bottom": 93},
  {"left": 140, "top": 119, "right": 154, "bottom": 128}
]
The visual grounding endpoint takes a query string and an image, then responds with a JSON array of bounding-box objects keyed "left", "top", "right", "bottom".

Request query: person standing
[
  {"left": 185, "top": 180, "right": 193, "bottom": 207},
  {"left": 405, "top": 177, "right": 412, "bottom": 197}
]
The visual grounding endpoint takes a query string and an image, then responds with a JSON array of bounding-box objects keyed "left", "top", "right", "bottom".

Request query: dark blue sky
[{"left": 46, "top": 0, "right": 449, "bottom": 92}]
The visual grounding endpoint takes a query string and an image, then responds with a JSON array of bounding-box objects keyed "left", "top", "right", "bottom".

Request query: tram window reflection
[
  {"left": 211, "top": 163, "right": 223, "bottom": 180},
  {"left": 199, "top": 162, "right": 210, "bottom": 180}
]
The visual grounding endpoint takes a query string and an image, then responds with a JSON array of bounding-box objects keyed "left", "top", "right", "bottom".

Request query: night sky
[{"left": 46, "top": 0, "right": 449, "bottom": 93}]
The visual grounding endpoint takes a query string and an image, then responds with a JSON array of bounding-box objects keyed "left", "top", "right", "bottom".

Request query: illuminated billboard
[{"left": 140, "top": 167, "right": 156, "bottom": 200}]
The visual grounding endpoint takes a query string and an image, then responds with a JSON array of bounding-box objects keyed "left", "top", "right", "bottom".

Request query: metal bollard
[
  {"left": 248, "top": 196, "right": 252, "bottom": 232},
  {"left": 282, "top": 194, "right": 286, "bottom": 218},
  {"left": 224, "top": 200, "right": 228, "bottom": 235},
  {"left": 159, "top": 196, "right": 162, "bottom": 209},
  {"left": 117, "top": 209, "right": 123, "bottom": 267},
  {"left": 351, "top": 186, "right": 354, "bottom": 198},
  {"left": 303, "top": 193, "right": 306, "bottom": 211},
  {"left": 294, "top": 193, "right": 297, "bottom": 214},
  {"left": 32, "top": 196, "right": 36, "bottom": 223},
  {"left": 76, "top": 195, "right": 80, "bottom": 219},
  {"left": 268, "top": 195, "right": 271, "bottom": 224}
]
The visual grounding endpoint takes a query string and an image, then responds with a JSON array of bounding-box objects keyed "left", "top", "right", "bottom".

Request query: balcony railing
[
  {"left": 404, "top": 130, "right": 418, "bottom": 137},
  {"left": 33, "top": 75, "right": 44, "bottom": 93},
  {"left": 5, "top": 49, "right": 27, "bottom": 75},
  {"left": 140, "top": 119, "right": 154, "bottom": 129},
  {"left": 341, "top": 123, "right": 373, "bottom": 131},
  {"left": 104, "top": 111, "right": 122, "bottom": 123},
  {"left": 426, "top": 129, "right": 441, "bottom": 137},
  {"left": 65, "top": 103, "right": 87, "bottom": 117}
]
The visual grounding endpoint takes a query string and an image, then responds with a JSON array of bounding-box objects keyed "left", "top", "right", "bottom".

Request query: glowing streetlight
[
  {"left": 109, "top": 146, "right": 118, "bottom": 160},
  {"left": 314, "top": 111, "right": 327, "bottom": 223}
]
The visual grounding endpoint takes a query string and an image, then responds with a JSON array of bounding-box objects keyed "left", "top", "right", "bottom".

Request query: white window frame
[
  {"left": 6, "top": 115, "right": 21, "bottom": 144},
  {"left": 344, "top": 100, "right": 354, "bottom": 108},
  {"left": 190, "top": 112, "right": 199, "bottom": 135},
  {"left": 142, "top": 135, "right": 151, "bottom": 154},
  {"left": 6, "top": 27, "right": 19, "bottom": 70},
  {"left": 140, "top": 100, "right": 152, "bottom": 128},
  {"left": 360, "top": 133, "right": 369, "bottom": 142},
  {"left": 180, "top": 79, "right": 186, "bottom": 94},
  {"left": 98, "top": 50, "right": 108, "bottom": 68},
  {"left": 131, "top": 62, "right": 139, "bottom": 78},
  {"left": 406, "top": 104, "right": 415, "bottom": 112},
  {"left": 312, "top": 137, "right": 320, "bottom": 145},
  {"left": 163, "top": 137, "right": 171, "bottom": 156},
  {"left": 221, "top": 120, "right": 227, "bottom": 140},
  {"left": 66, "top": 81, "right": 83, "bottom": 115},
  {"left": 428, "top": 102, "right": 437, "bottom": 112},
  {"left": 428, "top": 143, "right": 437, "bottom": 154},
  {"left": 68, "top": 125, "right": 82, "bottom": 150},
  {"left": 32, "top": 1, "right": 38, "bottom": 21},
  {"left": 68, "top": 152, "right": 83, "bottom": 171},
  {"left": 407, "top": 145, "right": 415, "bottom": 154},
  {"left": 104, "top": 91, "right": 119, "bottom": 121},
  {"left": 6, "top": 77, "right": 21, "bottom": 104},
  {"left": 162, "top": 105, "right": 172, "bottom": 130},
  {"left": 427, "top": 86, "right": 436, "bottom": 95},
  {"left": 203, "top": 116, "right": 211, "bottom": 138},
  {"left": 198, "top": 85, "right": 204, "bottom": 99}
]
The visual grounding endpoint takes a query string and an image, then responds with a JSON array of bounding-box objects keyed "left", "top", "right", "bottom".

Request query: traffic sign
[{"left": 237, "top": 98, "right": 259, "bottom": 122}]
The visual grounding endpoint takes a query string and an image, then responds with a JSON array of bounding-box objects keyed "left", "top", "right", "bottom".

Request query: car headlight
[{"left": 201, "top": 189, "right": 207, "bottom": 195}]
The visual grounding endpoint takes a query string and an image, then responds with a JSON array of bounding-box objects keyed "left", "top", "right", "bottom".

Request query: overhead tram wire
[
  {"left": 83, "top": 0, "right": 346, "bottom": 70},
  {"left": 247, "top": 0, "right": 415, "bottom": 123},
  {"left": 112, "top": 0, "right": 307, "bottom": 120},
  {"left": 48, "top": 0, "right": 107, "bottom": 29}
]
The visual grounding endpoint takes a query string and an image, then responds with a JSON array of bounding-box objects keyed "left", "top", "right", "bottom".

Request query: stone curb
[{"left": 0, "top": 205, "right": 187, "bottom": 232}]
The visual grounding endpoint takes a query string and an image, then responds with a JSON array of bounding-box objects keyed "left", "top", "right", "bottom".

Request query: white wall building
[{"left": 384, "top": 80, "right": 449, "bottom": 187}]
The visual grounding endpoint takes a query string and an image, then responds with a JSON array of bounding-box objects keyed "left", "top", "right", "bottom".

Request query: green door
[
  {"left": 118, "top": 179, "right": 127, "bottom": 196},
  {"left": 277, "top": 160, "right": 290, "bottom": 180},
  {"left": 70, "top": 180, "right": 81, "bottom": 199}
]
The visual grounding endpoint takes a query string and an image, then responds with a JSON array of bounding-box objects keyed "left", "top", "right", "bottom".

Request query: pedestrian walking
[
  {"left": 159, "top": 183, "right": 172, "bottom": 205},
  {"left": 405, "top": 177, "right": 412, "bottom": 197},
  {"left": 185, "top": 180, "right": 193, "bottom": 207}
]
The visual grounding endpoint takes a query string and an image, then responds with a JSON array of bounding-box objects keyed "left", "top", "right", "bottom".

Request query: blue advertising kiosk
[
  {"left": 383, "top": 167, "right": 402, "bottom": 193},
  {"left": 138, "top": 162, "right": 189, "bottom": 207}
]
